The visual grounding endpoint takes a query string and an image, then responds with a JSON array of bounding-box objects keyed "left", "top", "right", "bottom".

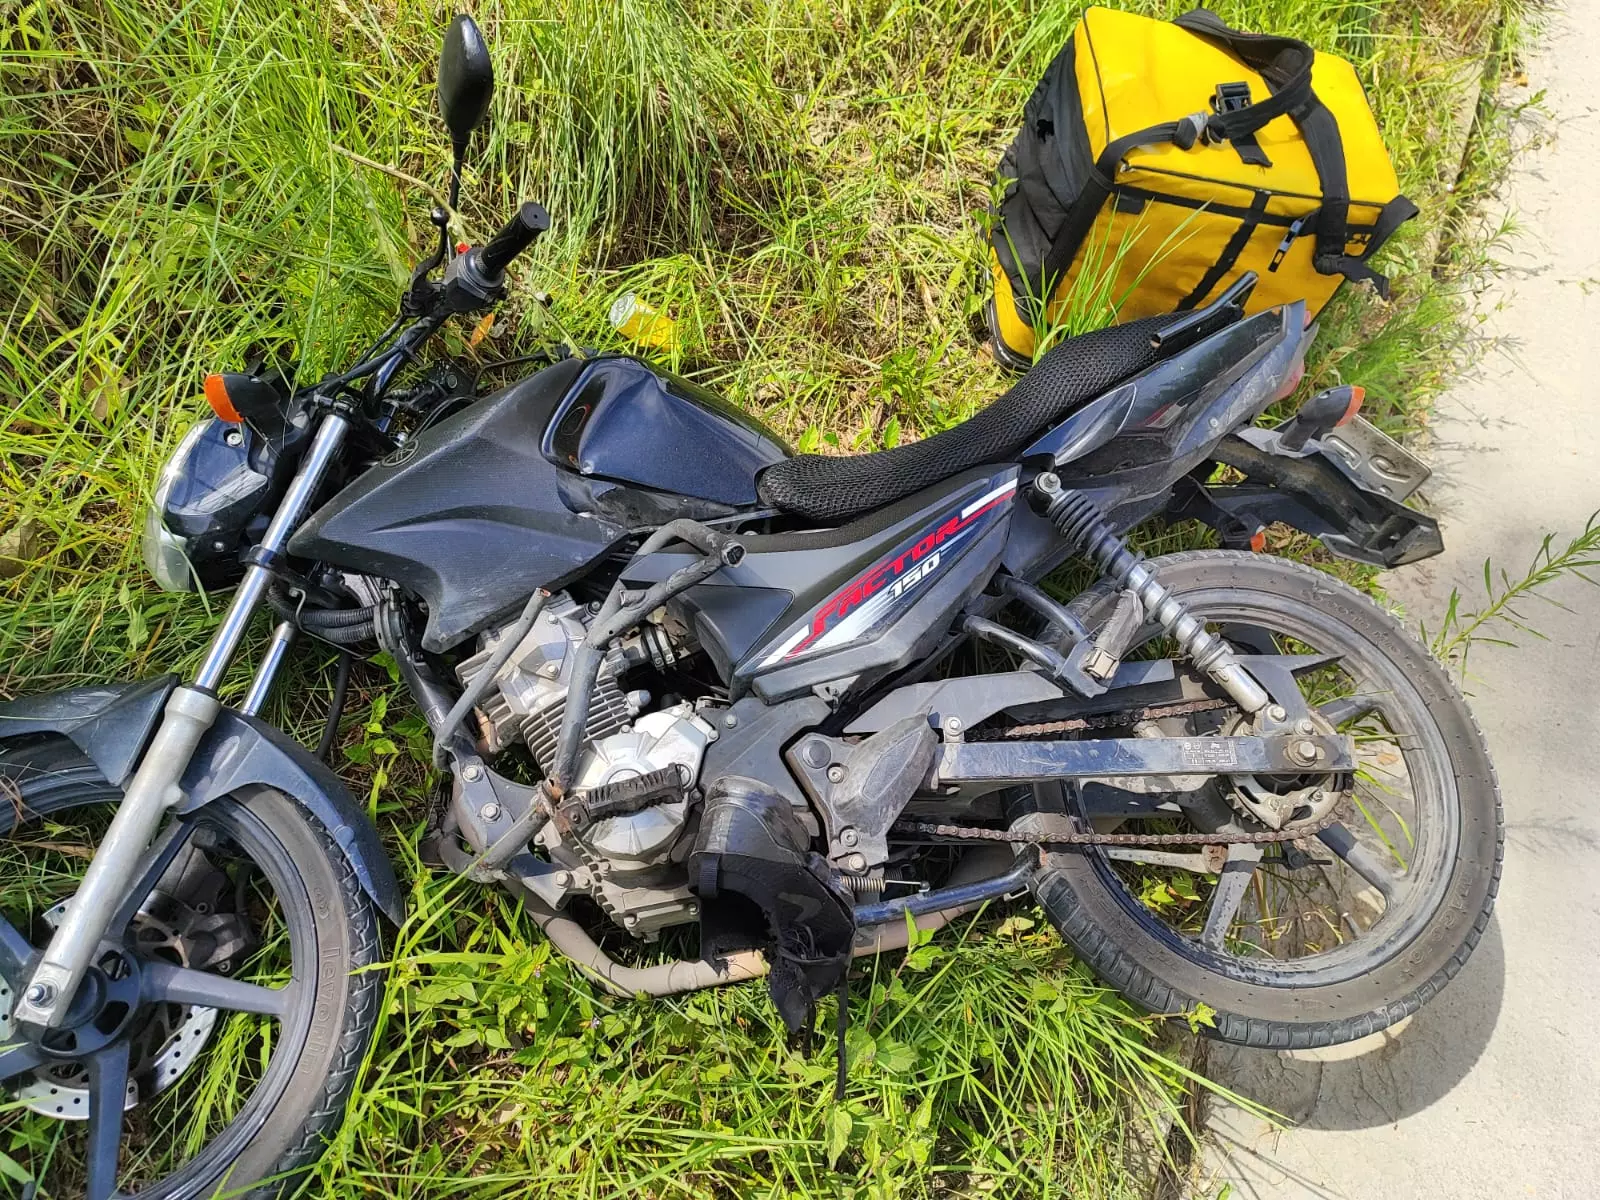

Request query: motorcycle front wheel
[
  {"left": 0, "top": 737, "right": 383, "bottom": 1198},
  {"left": 1033, "top": 551, "right": 1503, "bottom": 1049}
]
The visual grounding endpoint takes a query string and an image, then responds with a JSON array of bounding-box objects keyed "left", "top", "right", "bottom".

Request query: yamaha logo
[{"left": 381, "top": 441, "right": 418, "bottom": 467}]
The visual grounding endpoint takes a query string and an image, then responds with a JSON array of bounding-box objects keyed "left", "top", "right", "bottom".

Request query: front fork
[{"left": 12, "top": 414, "right": 352, "bottom": 1028}]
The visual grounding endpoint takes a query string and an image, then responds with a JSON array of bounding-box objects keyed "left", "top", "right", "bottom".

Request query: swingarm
[{"left": 927, "top": 727, "right": 1353, "bottom": 790}]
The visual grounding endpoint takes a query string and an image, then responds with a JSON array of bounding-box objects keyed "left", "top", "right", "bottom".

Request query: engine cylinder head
[{"left": 454, "top": 592, "right": 633, "bottom": 769}]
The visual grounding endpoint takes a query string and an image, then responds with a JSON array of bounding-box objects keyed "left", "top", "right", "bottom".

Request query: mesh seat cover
[{"left": 756, "top": 316, "right": 1168, "bottom": 522}]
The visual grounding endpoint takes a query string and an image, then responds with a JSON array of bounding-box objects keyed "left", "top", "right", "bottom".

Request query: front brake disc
[{"left": 0, "top": 892, "right": 238, "bottom": 1120}]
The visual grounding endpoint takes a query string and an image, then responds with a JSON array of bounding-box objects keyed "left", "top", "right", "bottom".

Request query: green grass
[{"left": 0, "top": 0, "right": 1522, "bottom": 1195}]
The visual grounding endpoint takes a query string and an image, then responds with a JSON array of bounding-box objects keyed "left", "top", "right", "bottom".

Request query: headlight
[{"left": 142, "top": 421, "right": 209, "bottom": 592}]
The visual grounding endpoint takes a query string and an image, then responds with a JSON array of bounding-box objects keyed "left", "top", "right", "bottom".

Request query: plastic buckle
[
  {"left": 1174, "top": 112, "right": 1207, "bottom": 151},
  {"left": 1212, "top": 81, "right": 1253, "bottom": 115}
]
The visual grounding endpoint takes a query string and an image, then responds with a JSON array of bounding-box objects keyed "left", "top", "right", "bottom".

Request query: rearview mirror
[{"left": 438, "top": 14, "right": 494, "bottom": 158}]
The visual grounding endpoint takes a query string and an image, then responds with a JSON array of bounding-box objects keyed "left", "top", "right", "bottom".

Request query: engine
[
  {"left": 454, "top": 592, "right": 637, "bottom": 766},
  {"left": 570, "top": 710, "right": 716, "bottom": 868},
  {"left": 455, "top": 591, "right": 712, "bottom": 937},
  {"left": 453, "top": 587, "right": 865, "bottom": 1030}
]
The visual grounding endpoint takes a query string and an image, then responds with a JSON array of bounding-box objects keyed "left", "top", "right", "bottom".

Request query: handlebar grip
[{"left": 477, "top": 202, "right": 550, "bottom": 279}]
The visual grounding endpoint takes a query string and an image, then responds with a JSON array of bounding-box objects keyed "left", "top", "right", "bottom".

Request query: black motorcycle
[{"left": 0, "top": 17, "right": 1499, "bottom": 1198}]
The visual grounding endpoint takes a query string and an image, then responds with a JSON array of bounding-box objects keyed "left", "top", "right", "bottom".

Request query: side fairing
[
  {"left": 292, "top": 357, "right": 789, "bottom": 652},
  {"left": 623, "top": 468, "right": 1019, "bottom": 702},
  {"left": 750, "top": 476, "right": 1017, "bottom": 670},
  {"left": 290, "top": 360, "right": 628, "bottom": 652}
]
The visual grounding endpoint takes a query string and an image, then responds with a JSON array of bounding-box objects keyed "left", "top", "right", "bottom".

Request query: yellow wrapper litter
[{"left": 608, "top": 293, "right": 679, "bottom": 351}]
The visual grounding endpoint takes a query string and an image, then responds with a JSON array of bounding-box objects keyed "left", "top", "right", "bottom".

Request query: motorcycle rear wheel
[
  {"left": 1033, "top": 551, "right": 1503, "bottom": 1049},
  {"left": 0, "top": 737, "right": 383, "bottom": 1198}
]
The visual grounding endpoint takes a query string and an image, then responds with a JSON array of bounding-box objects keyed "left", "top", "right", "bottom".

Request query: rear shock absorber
[{"left": 1035, "top": 473, "right": 1270, "bottom": 714}]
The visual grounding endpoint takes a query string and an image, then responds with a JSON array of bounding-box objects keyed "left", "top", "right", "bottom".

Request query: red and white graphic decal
[{"left": 759, "top": 477, "right": 1018, "bottom": 668}]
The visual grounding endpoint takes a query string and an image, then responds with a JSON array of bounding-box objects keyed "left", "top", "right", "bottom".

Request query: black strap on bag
[
  {"left": 1034, "top": 9, "right": 1406, "bottom": 308},
  {"left": 1178, "top": 189, "right": 1270, "bottom": 309},
  {"left": 1175, "top": 10, "right": 1320, "bottom": 144},
  {"left": 1035, "top": 119, "right": 1203, "bottom": 299},
  {"left": 1173, "top": 8, "right": 1395, "bottom": 294},
  {"left": 1171, "top": 10, "right": 1363, "bottom": 280}
]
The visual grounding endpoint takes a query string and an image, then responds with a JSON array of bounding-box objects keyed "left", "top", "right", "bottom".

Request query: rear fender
[
  {"left": 0, "top": 677, "right": 404, "bottom": 924},
  {"left": 1194, "top": 433, "right": 1444, "bottom": 567}
]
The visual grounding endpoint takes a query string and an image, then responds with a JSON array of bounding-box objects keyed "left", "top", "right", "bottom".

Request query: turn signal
[
  {"left": 1337, "top": 385, "right": 1366, "bottom": 427},
  {"left": 1277, "top": 383, "right": 1364, "bottom": 452},
  {"left": 203, "top": 373, "right": 242, "bottom": 423}
]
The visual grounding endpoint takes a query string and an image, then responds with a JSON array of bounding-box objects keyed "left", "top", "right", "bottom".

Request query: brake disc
[{"left": 0, "top": 885, "right": 249, "bottom": 1120}]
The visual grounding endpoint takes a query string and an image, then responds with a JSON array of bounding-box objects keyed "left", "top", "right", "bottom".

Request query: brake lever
[{"left": 402, "top": 206, "right": 455, "bottom": 318}]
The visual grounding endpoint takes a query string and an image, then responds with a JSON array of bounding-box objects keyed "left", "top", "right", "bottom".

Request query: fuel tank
[
  {"left": 290, "top": 356, "right": 788, "bottom": 651},
  {"left": 546, "top": 356, "right": 789, "bottom": 506}
]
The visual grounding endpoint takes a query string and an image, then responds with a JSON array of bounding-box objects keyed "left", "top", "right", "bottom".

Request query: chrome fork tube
[
  {"left": 194, "top": 415, "right": 351, "bottom": 692},
  {"left": 15, "top": 414, "right": 351, "bottom": 1028},
  {"left": 240, "top": 622, "right": 298, "bottom": 717}
]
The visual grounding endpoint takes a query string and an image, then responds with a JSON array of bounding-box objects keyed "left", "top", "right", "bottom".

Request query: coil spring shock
[{"left": 1036, "top": 474, "right": 1270, "bottom": 714}]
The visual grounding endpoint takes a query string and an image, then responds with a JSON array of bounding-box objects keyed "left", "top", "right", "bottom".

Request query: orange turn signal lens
[
  {"left": 204, "top": 373, "right": 242, "bottom": 423},
  {"left": 1337, "top": 385, "right": 1365, "bottom": 427}
]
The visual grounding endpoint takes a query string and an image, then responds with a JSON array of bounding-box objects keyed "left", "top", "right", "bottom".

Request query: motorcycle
[{"left": 0, "top": 16, "right": 1500, "bottom": 1198}]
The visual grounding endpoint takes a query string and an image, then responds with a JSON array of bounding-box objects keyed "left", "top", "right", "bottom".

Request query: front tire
[
  {"left": 0, "top": 738, "right": 384, "bottom": 1198},
  {"left": 1034, "top": 551, "right": 1503, "bottom": 1049}
]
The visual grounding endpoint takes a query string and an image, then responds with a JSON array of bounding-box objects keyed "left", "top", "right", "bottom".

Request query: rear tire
[{"left": 1033, "top": 551, "right": 1503, "bottom": 1049}]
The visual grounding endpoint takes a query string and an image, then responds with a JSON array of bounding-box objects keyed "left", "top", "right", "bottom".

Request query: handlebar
[
  {"left": 477, "top": 201, "right": 550, "bottom": 279},
  {"left": 322, "top": 199, "right": 550, "bottom": 406}
]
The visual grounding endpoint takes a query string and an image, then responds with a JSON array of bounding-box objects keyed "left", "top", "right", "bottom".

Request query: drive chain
[
  {"left": 899, "top": 696, "right": 1341, "bottom": 847},
  {"left": 891, "top": 808, "right": 1342, "bottom": 848},
  {"left": 997, "top": 696, "right": 1235, "bottom": 739}
]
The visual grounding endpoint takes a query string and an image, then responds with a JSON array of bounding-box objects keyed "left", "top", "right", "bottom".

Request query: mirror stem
[{"left": 448, "top": 152, "right": 464, "bottom": 211}]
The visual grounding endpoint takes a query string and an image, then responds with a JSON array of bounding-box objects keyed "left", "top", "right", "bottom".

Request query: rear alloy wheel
[
  {"left": 1032, "top": 551, "right": 1503, "bottom": 1049},
  {"left": 0, "top": 738, "right": 383, "bottom": 1198}
]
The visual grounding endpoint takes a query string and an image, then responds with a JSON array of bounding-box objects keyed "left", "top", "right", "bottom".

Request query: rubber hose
[
  {"left": 307, "top": 620, "right": 376, "bottom": 646},
  {"left": 315, "top": 651, "right": 352, "bottom": 762},
  {"left": 266, "top": 583, "right": 375, "bottom": 629}
]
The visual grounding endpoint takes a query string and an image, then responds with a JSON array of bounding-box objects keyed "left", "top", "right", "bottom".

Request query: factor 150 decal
[{"left": 759, "top": 477, "right": 1018, "bottom": 667}]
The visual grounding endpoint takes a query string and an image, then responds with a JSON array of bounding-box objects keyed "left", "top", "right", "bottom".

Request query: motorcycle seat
[{"left": 755, "top": 313, "right": 1172, "bottom": 523}]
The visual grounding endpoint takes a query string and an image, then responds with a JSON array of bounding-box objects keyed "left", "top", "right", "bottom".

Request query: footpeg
[{"left": 1081, "top": 588, "right": 1142, "bottom": 681}]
